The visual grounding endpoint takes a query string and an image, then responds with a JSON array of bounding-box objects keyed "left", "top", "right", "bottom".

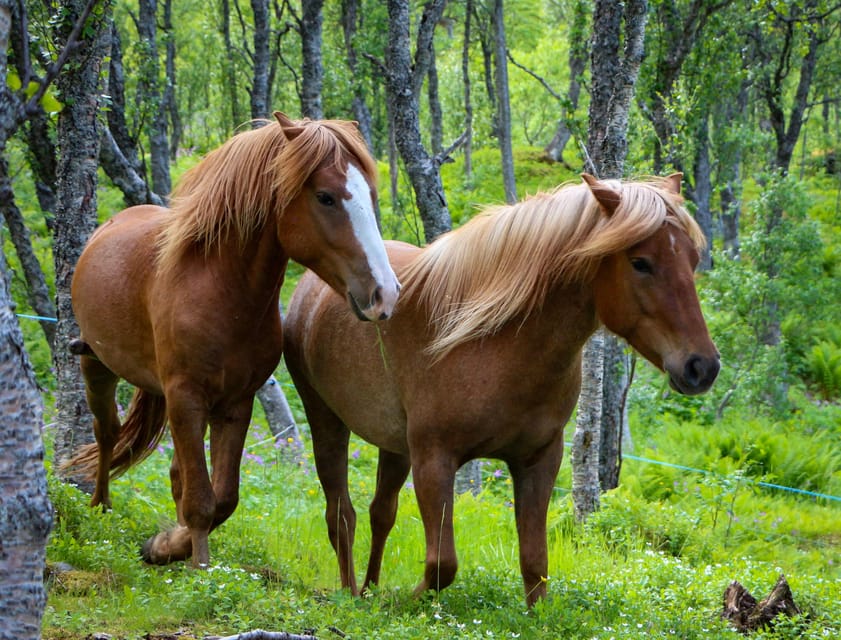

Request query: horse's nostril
[
  {"left": 684, "top": 355, "right": 704, "bottom": 386},
  {"left": 684, "top": 354, "right": 719, "bottom": 389},
  {"left": 371, "top": 286, "right": 383, "bottom": 308}
]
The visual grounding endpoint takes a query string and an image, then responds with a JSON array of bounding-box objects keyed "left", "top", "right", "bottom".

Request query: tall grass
[{"left": 43, "top": 404, "right": 840, "bottom": 640}]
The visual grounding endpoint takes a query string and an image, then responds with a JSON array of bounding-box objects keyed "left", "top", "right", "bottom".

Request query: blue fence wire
[{"left": 15, "top": 311, "right": 841, "bottom": 505}]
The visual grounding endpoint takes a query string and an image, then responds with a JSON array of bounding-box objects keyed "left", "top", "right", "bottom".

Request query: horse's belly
[{"left": 72, "top": 207, "right": 165, "bottom": 392}]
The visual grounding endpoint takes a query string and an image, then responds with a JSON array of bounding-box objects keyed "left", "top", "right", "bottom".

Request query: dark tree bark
[
  {"left": 757, "top": 0, "right": 822, "bottom": 178},
  {"left": 341, "top": 0, "right": 374, "bottom": 150},
  {"left": 461, "top": 0, "right": 473, "bottom": 182},
  {"left": 162, "top": 0, "right": 181, "bottom": 157},
  {"left": 692, "top": 115, "right": 713, "bottom": 270},
  {"left": 105, "top": 21, "right": 141, "bottom": 172},
  {"left": 137, "top": 0, "right": 171, "bottom": 197},
  {"left": 7, "top": 12, "right": 58, "bottom": 217},
  {"left": 574, "top": 0, "right": 648, "bottom": 521},
  {"left": 642, "top": 0, "right": 730, "bottom": 174},
  {"left": 472, "top": 6, "right": 496, "bottom": 125},
  {"left": 385, "top": 0, "right": 451, "bottom": 243},
  {"left": 300, "top": 0, "right": 324, "bottom": 120},
  {"left": 543, "top": 0, "right": 588, "bottom": 165},
  {"left": 3, "top": 3, "right": 58, "bottom": 350},
  {"left": 52, "top": 0, "right": 111, "bottom": 486},
  {"left": 750, "top": 0, "right": 830, "bottom": 346},
  {"left": 221, "top": 0, "right": 244, "bottom": 129},
  {"left": 492, "top": 0, "right": 516, "bottom": 203},
  {"left": 101, "top": 19, "right": 164, "bottom": 207},
  {"left": 250, "top": 0, "right": 271, "bottom": 119},
  {"left": 428, "top": 43, "right": 443, "bottom": 156},
  {"left": 100, "top": 126, "right": 165, "bottom": 207},
  {"left": 0, "top": 159, "right": 56, "bottom": 347},
  {"left": 715, "top": 78, "right": 749, "bottom": 259}
]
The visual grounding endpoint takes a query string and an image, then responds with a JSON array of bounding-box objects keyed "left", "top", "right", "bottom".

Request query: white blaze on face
[{"left": 343, "top": 163, "right": 400, "bottom": 312}]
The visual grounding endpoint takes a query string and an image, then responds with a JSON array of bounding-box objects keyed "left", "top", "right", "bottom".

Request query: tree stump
[{"left": 721, "top": 574, "right": 801, "bottom": 633}]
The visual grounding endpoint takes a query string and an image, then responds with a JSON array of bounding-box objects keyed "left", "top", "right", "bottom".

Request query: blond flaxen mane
[
  {"left": 402, "top": 177, "right": 705, "bottom": 359},
  {"left": 156, "top": 117, "right": 377, "bottom": 274}
]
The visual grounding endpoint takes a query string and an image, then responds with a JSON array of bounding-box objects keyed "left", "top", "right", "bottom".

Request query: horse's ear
[
  {"left": 351, "top": 120, "right": 360, "bottom": 129},
  {"left": 663, "top": 172, "right": 683, "bottom": 195},
  {"left": 274, "top": 111, "right": 304, "bottom": 140},
  {"left": 274, "top": 111, "right": 295, "bottom": 128},
  {"left": 582, "top": 173, "right": 621, "bottom": 216}
]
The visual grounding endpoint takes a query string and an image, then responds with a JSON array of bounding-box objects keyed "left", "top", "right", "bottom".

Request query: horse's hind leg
[
  {"left": 363, "top": 449, "right": 411, "bottom": 590},
  {"left": 507, "top": 437, "right": 564, "bottom": 607},
  {"left": 79, "top": 356, "right": 121, "bottom": 509},
  {"left": 304, "top": 396, "right": 359, "bottom": 594}
]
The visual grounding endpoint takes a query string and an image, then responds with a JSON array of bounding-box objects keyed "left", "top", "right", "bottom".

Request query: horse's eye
[
  {"left": 630, "top": 257, "right": 653, "bottom": 274},
  {"left": 316, "top": 192, "right": 335, "bottom": 207}
]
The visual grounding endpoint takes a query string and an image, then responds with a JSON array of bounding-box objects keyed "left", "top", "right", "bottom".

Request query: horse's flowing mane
[
  {"left": 156, "top": 117, "right": 377, "bottom": 273},
  {"left": 402, "top": 177, "right": 705, "bottom": 359}
]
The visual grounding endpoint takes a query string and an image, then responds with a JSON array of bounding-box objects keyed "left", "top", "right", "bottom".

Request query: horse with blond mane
[
  {"left": 66, "top": 112, "right": 400, "bottom": 568},
  {"left": 283, "top": 173, "right": 719, "bottom": 606}
]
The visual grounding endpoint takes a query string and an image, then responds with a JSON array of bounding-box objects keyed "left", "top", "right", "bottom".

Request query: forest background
[{"left": 1, "top": 0, "right": 840, "bottom": 638}]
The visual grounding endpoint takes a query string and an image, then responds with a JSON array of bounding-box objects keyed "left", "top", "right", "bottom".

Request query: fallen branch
[{"left": 205, "top": 631, "right": 318, "bottom": 640}]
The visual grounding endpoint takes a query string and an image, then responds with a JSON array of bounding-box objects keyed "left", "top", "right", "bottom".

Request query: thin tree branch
[
  {"left": 506, "top": 49, "right": 563, "bottom": 102},
  {"left": 24, "top": 0, "right": 101, "bottom": 116},
  {"left": 207, "top": 631, "right": 318, "bottom": 640}
]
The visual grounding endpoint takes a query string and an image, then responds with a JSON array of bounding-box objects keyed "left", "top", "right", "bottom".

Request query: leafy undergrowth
[{"left": 42, "top": 410, "right": 840, "bottom": 640}]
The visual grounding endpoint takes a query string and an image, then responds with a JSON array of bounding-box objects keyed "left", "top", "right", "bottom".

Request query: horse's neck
[
  {"left": 220, "top": 224, "right": 288, "bottom": 308},
  {"left": 534, "top": 280, "right": 600, "bottom": 356}
]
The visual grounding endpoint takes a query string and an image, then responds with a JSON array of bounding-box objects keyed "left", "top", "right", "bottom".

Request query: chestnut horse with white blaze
[
  {"left": 283, "top": 173, "right": 719, "bottom": 606},
  {"left": 66, "top": 112, "right": 399, "bottom": 568}
]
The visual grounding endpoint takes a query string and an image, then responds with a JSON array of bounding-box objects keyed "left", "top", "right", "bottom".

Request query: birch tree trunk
[
  {"left": 573, "top": 0, "right": 647, "bottom": 520},
  {"left": 0, "top": 8, "right": 53, "bottom": 636},
  {"left": 492, "top": 0, "right": 516, "bottom": 203},
  {"left": 256, "top": 376, "right": 304, "bottom": 461},
  {"left": 572, "top": 329, "right": 603, "bottom": 521},
  {"left": 0, "top": 249, "right": 53, "bottom": 640},
  {"left": 52, "top": 0, "right": 111, "bottom": 488},
  {"left": 250, "top": 0, "right": 271, "bottom": 120}
]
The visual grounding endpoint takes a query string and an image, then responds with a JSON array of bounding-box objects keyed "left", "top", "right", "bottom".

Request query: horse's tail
[{"left": 64, "top": 389, "right": 168, "bottom": 480}]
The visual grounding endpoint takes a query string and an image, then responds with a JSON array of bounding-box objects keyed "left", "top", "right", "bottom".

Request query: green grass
[{"left": 42, "top": 396, "right": 841, "bottom": 640}]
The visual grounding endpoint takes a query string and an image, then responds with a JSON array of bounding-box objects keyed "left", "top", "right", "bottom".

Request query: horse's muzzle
[
  {"left": 348, "top": 281, "right": 400, "bottom": 322},
  {"left": 668, "top": 353, "right": 720, "bottom": 396}
]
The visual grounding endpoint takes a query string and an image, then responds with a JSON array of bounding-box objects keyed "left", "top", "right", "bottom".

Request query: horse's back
[{"left": 72, "top": 205, "right": 167, "bottom": 391}]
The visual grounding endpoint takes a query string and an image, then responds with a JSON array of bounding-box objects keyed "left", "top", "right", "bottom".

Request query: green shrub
[{"left": 804, "top": 340, "right": 841, "bottom": 400}]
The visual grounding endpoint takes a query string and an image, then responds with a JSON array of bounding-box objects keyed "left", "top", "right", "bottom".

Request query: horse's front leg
[
  {"left": 142, "top": 384, "right": 213, "bottom": 567},
  {"left": 308, "top": 403, "right": 359, "bottom": 594},
  {"left": 410, "top": 446, "right": 459, "bottom": 596},
  {"left": 207, "top": 399, "right": 253, "bottom": 530},
  {"left": 363, "top": 449, "right": 411, "bottom": 590},
  {"left": 508, "top": 436, "right": 564, "bottom": 606}
]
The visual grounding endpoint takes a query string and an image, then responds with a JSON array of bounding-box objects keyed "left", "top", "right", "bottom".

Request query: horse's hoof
[{"left": 140, "top": 535, "right": 171, "bottom": 565}]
